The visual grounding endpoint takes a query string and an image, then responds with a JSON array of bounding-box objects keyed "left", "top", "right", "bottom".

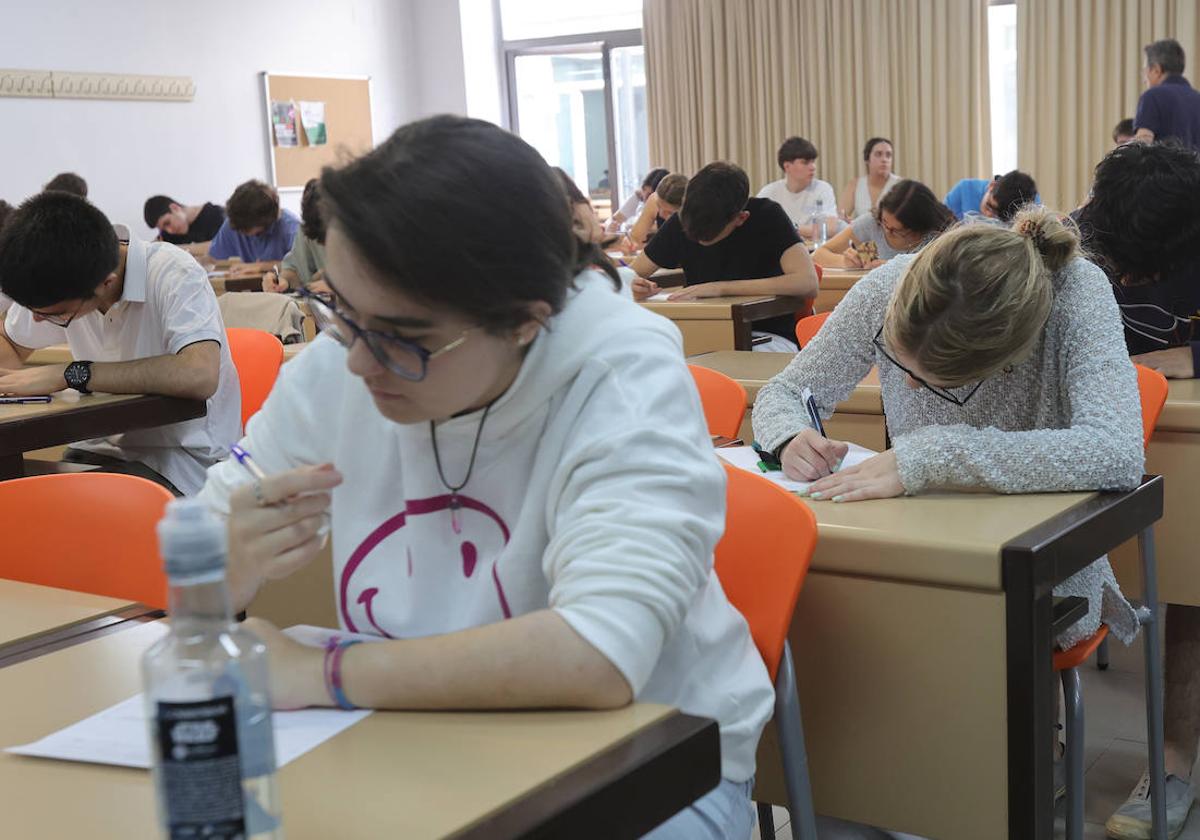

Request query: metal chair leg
[
  {"left": 775, "top": 641, "right": 818, "bottom": 840},
  {"left": 1138, "top": 526, "right": 1168, "bottom": 840},
  {"left": 1061, "top": 667, "right": 1085, "bottom": 840},
  {"left": 756, "top": 802, "right": 775, "bottom": 838},
  {"left": 1096, "top": 636, "right": 1110, "bottom": 670}
]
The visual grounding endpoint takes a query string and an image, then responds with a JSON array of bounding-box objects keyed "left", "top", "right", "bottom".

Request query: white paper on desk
[
  {"left": 715, "top": 442, "right": 877, "bottom": 493},
  {"left": 5, "top": 625, "right": 377, "bottom": 769},
  {"left": 646, "top": 291, "right": 674, "bottom": 301}
]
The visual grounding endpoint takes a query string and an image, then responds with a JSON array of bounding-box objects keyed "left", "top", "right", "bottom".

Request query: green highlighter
[{"left": 751, "top": 442, "right": 782, "bottom": 473}]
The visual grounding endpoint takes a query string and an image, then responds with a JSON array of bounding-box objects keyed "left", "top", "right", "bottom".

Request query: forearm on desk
[
  {"left": 708, "top": 273, "right": 816, "bottom": 298},
  {"left": 340, "top": 609, "right": 634, "bottom": 711},
  {"left": 88, "top": 342, "right": 220, "bottom": 400}
]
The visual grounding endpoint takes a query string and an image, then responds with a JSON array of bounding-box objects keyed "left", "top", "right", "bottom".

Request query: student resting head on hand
[
  {"left": 198, "top": 115, "right": 774, "bottom": 840},
  {"left": 754, "top": 206, "right": 1144, "bottom": 649}
]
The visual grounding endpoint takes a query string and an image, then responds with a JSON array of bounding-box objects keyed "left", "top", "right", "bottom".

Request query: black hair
[
  {"left": 299, "top": 179, "right": 326, "bottom": 244},
  {"left": 1145, "top": 39, "right": 1185, "bottom": 75},
  {"left": 226, "top": 180, "right": 279, "bottom": 232},
  {"left": 679, "top": 162, "right": 750, "bottom": 242},
  {"left": 0, "top": 192, "right": 119, "bottom": 308},
  {"left": 641, "top": 167, "right": 670, "bottom": 192},
  {"left": 0, "top": 200, "right": 12, "bottom": 233},
  {"left": 1076, "top": 140, "right": 1200, "bottom": 285},
  {"left": 875, "top": 179, "right": 955, "bottom": 236},
  {"left": 777, "top": 136, "right": 819, "bottom": 169},
  {"left": 143, "top": 194, "right": 178, "bottom": 229},
  {"left": 43, "top": 172, "right": 88, "bottom": 198},
  {"left": 991, "top": 170, "right": 1039, "bottom": 223},
  {"left": 862, "top": 137, "right": 894, "bottom": 165},
  {"left": 1113, "top": 118, "right": 1135, "bottom": 143},
  {"left": 319, "top": 115, "right": 617, "bottom": 334}
]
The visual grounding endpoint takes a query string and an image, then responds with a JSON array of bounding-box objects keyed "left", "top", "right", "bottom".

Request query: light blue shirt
[{"left": 208, "top": 209, "right": 301, "bottom": 262}]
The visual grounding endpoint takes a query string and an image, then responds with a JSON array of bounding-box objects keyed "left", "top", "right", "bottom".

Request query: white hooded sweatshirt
[{"left": 198, "top": 270, "right": 775, "bottom": 781}]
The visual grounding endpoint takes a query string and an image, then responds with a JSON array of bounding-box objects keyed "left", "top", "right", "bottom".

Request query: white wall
[
  {"left": 0, "top": 0, "right": 417, "bottom": 239},
  {"left": 408, "top": 0, "right": 469, "bottom": 117}
]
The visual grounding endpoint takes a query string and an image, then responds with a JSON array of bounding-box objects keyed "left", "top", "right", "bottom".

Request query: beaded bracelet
[{"left": 323, "top": 637, "right": 363, "bottom": 710}]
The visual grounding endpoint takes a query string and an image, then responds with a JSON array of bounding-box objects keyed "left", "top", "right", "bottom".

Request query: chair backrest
[
  {"left": 0, "top": 474, "right": 173, "bottom": 609},
  {"left": 1134, "top": 363, "right": 1168, "bottom": 449},
  {"left": 226, "top": 327, "right": 285, "bottom": 429},
  {"left": 218, "top": 292, "right": 305, "bottom": 344},
  {"left": 688, "top": 365, "right": 748, "bottom": 440},
  {"left": 714, "top": 464, "right": 819, "bottom": 680},
  {"left": 794, "top": 311, "right": 831, "bottom": 348}
]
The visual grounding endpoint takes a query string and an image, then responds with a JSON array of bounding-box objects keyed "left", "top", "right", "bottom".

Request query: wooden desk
[
  {"left": 0, "top": 623, "right": 720, "bottom": 839},
  {"left": 209, "top": 275, "right": 266, "bottom": 294},
  {"left": 640, "top": 295, "right": 809, "bottom": 355},
  {"left": 814, "top": 267, "right": 867, "bottom": 313},
  {"left": 687, "top": 350, "right": 885, "bottom": 449},
  {"left": 0, "top": 392, "right": 205, "bottom": 481},
  {"left": 30, "top": 342, "right": 311, "bottom": 367},
  {"left": 750, "top": 478, "right": 1164, "bottom": 840},
  {"left": 0, "top": 579, "right": 154, "bottom": 667},
  {"left": 1111, "top": 377, "right": 1200, "bottom": 606}
]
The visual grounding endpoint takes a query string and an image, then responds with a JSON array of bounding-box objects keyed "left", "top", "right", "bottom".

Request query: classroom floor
[{"left": 752, "top": 630, "right": 1200, "bottom": 839}]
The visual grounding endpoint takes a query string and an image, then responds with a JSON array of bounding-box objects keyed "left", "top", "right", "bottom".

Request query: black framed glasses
[
  {"left": 872, "top": 325, "right": 983, "bottom": 406},
  {"left": 295, "top": 287, "right": 474, "bottom": 382},
  {"left": 31, "top": 298, "right": 86, "bottom": 328}
]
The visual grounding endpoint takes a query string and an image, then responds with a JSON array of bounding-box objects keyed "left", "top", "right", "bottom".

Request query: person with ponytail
[
  {"left": 754, "top": 206, "right": 1145, "bottom": 649},
  {"left": 198, "top": 115, "right": 773, "bottom": 839}
]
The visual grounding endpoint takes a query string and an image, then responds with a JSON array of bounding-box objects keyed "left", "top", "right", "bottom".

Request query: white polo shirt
[{"left": 4, "top": 225, "right": 241, "bottom": 494}]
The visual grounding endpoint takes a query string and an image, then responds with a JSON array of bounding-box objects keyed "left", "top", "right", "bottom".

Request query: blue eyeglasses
[{"left": 296, "top": 287, "right": 474, "bottom": 382}]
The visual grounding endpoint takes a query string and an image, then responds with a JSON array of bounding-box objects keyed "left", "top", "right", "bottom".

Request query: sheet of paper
[
  {"left": 646, "top": 291, "right": 674, "bottom": 301},
  {"left": 715, "top": 442, "right": 877, "bottom": 493},
  {"left": 5, "top": 625, "right": 377, "bottom": 769}
]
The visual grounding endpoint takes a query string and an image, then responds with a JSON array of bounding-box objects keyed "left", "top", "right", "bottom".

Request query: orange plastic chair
[
  {"left": 688, "top": 365, "right": 748, "bottom": 440},
  {"left": 1054, "top": 363, "right": 1168, "bottom": 840},
  {"left": 0, "top": 473, "right": 172, "bottom": 609},
  {"left": 714, "top": 464, "right": 819, "bottom": 840},
  {"left": 226, "top": 327, "right": 284, "bottom": 430},
  {"left": 794, "top": 311, "right": 831, "bottom": 348}
]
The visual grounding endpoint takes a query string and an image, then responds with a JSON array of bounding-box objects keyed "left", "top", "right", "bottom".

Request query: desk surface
[
  {"left": 688, "top": 350, "right": 882, "bottom": 414},
  {"left": 0, "top": 622, "right": 718, "bottom": 839},
  {"left": 640, "top": 294, "right": 789, "bottom": 319},
  {"left": 1158, "top": 377, "right": 1200, "bottom": 431},
  {"left": 0, "top": 579, "right": 134, "bottom": 651}
]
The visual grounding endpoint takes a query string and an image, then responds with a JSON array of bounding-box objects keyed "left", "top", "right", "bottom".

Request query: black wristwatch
[{"left": 64, "top": 360, "right": 93, "bottom": 394}]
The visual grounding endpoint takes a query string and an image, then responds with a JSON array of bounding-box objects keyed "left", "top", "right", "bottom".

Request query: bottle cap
[{"left": 157, "top": 498, "right": 228, "bottom": 578}]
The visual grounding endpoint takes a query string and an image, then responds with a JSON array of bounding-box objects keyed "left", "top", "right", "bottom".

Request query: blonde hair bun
[{"left": 1011, "top": 206, "right": 1079, "bottom": 275}]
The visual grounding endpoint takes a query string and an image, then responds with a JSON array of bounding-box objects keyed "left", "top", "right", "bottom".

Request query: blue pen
[
  {"left": 231, "top": 444, "right": 332, "bottom": 535},
  {"left": 801, "top": 387, "right": 827, "bottom": 437},
  {"left": 0, "top": 396, "right": 53, "bottom": 404}
]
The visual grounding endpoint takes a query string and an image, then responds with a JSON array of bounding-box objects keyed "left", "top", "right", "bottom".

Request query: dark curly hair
[
  {"left": 299, "top": 179, "right": 326, "bottom": 244},
  {"left": 875, "top": 179, "right": 955, "bottom": 237},
  {"left": 1076, "top": 140, "right": 1200, "bottom": 285}
]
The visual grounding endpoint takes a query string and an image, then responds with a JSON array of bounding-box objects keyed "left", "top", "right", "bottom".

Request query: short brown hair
[
  {"left": 225, "top": 180, "right": 279, "bottom": 231},
  {"left": 679, "top": 162, "right": 749, "bottom": 242},
  {"left": 884, "top": 206, "right": 1078, "bottom": 386},
  {"left": 655, "top": 174, "right": 688, "bottom": 207},
  {"left": 44, "top": 172, "right": 88, "bottom": 198}
]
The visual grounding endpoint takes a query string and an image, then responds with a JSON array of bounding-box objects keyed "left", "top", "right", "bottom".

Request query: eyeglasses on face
[
  {"left": 871, "top": 325, "right": 983, "bottom": 406},
  {"left": 296, "top": 286, "right": 474, "bottom": 382}
]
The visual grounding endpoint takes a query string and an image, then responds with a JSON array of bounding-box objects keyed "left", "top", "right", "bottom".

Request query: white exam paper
[
  {"left": 715, "top": 442, "right": 877, "bottom": 493},
  {"left": 5, "top": 625, "right": 377, "bottom": 769}
]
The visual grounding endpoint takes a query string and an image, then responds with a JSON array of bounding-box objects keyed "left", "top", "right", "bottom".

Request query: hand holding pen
[{"left": 776, "top": 388, "right": 849, "bottom": 482}]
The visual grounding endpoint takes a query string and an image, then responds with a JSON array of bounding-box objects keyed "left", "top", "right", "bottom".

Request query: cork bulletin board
[{"left": 261, "top": 72, "right": 373, "bottom": 189}]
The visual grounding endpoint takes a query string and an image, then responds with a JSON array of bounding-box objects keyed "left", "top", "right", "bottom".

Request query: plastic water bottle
[
  {"left": 810, "top": 199, "right": 828, "bottom": 246},
  {"left": 142, "top": 498, "right": 283, "bottom": 839}
]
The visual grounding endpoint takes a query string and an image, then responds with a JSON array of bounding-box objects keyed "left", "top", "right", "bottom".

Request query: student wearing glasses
[
  {"left": 812, "top": 179, "right": 954, "bottom": 270},
  {"left": 753, "top": 206, "right": 1144, "bottom": 651},
  {"left": 197, "top": 116, "right": 774, "bottom": 840},
  {"left": 0, "top": 192, "right": 241, "bottom": 495}
]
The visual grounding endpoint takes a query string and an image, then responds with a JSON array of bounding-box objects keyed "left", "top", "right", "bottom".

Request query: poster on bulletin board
[{"left": 261, "top": 72, "right": 373, "bottom": 189}]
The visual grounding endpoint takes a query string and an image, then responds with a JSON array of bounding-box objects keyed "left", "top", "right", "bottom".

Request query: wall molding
[{"left": 0, "top": 69, "right": 194, "bottom": 101}]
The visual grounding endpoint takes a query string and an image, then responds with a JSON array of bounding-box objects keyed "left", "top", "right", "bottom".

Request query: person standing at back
[{"left": 1134, "top": 38, "right": 1200, "bottom": 150}]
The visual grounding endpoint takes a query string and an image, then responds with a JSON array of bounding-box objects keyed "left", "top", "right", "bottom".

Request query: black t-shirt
[
  {"left": 645, "top": 197, "right": 802, "bottom": 339},
  {"left": 161, "top": 203, "right": 226, "bottom": 245}
]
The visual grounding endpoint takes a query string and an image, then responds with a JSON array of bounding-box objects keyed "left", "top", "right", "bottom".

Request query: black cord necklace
[{"left": 429, "top": 401, "right": 494, "bottom": 535}]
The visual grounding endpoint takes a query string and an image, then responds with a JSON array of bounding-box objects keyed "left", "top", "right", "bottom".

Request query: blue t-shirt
[
  {"left": 208, "top": 209, "right": 301, "bottom": 262},
  {"left": 1135, "top": 75, "right": 1200, "bottom": 151},
  {"left": 944, "top": 179, "right": 990, "bottom": 219}
]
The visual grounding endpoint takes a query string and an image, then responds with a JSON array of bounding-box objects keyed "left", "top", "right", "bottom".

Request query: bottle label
[{"left": 156, "top": 696, "right": 246, "bottom": 840}]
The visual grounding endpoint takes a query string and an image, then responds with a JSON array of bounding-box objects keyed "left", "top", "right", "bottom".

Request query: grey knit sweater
[{"left": 752, "top": 255, "right": 1145, "bottom": 647}]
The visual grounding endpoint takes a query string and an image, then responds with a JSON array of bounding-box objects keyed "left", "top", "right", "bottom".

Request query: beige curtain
[
  {"left": 644, "top": 0, "right": 992, "bottom": 209},
  {"left": 1018, "top": 0, "right": 1200, "bottom": 209}
]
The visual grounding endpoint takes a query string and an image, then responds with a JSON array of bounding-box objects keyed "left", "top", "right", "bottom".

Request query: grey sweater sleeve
[
  {"left": 751, "top": 265, "right": 894, "bottom": 452},
  {"left": 894, "top": 264, "right": 1146, "bottom": 494}
]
